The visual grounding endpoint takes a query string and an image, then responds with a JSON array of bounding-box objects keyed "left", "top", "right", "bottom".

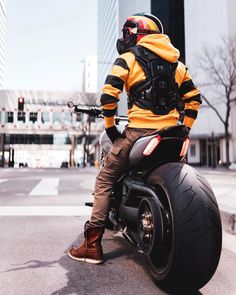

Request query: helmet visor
[
  {"left": 122, "top": 27, "right": 138, "bottom": 39},
  {"left": 122, "top": 19, "right": 159, "bottom": 40}
]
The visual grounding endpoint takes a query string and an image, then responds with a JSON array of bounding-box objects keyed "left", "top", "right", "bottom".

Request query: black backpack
[{"left": 128, "top": 45, "right": 184, "bottom": 115}]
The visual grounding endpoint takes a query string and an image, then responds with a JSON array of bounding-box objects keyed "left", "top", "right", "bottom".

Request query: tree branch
[{"left": 200, "top": 93, "right": 225, "bottom": 125}]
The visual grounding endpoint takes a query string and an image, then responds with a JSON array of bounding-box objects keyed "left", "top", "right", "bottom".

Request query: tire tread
[{"left": 147, "top": 162, "right": 222, "bottom": 293}]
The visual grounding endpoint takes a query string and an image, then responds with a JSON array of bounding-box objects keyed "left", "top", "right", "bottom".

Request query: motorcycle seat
[{"left": 141, "top": 125, "right": 189, "bottom": 139}]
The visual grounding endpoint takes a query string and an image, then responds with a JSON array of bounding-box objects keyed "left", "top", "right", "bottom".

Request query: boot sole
[{"left": 68, "top": 251, "right": 103, "bottom": 264}]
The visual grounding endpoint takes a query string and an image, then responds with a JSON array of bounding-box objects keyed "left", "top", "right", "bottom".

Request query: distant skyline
[{"left": 4, "top": 0, "right": 97, "bottom": 91}]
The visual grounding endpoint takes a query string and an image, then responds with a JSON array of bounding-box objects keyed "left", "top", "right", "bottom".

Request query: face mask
[
  {"left": 116, "top": 38, "right": 128, "bottom": 55},
  {"left": 116, "top": 33, "right": 137, "bottom": 55}
]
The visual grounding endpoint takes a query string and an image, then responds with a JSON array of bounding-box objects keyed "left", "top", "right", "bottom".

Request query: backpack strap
[{"left": 128, "top": 45, "right": 182, "bottom": 116}]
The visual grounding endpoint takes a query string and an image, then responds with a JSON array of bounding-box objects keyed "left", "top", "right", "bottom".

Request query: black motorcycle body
[{"left": 68, "top": 102, "right": 222, "bottom": 294}]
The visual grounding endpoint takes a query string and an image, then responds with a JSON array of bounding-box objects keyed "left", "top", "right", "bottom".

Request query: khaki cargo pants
[{"left": 89, "top": 127, "right": 151, "bottom": 227}]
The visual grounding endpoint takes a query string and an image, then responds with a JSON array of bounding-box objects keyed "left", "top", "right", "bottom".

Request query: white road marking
[
  {"left": 80, "top": 179, "right": 95, "bottom": 190},
  {"left": 0, "top": 179, "right": 8, "bottom": 184},
  {"left": 0, "top": 206, "right": 92, "bottom": 216},
  {"left": 29, "top": 178, "right": 59, "bottom": 196}
]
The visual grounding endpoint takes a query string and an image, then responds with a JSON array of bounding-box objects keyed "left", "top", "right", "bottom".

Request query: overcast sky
[{"left": 4, "top": 0, "right": 97, "bottom": 91}]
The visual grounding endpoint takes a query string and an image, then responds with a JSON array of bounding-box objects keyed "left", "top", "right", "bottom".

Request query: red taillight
[
  {"left": 143, "top": 135, "right": 162, "bottom": 156},
  {"left": 180, "top": 138, "right": 190, "bottom": 157}
]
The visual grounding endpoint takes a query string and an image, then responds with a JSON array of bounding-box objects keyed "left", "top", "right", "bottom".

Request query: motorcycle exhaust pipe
[
  {"left": 119, "top": 205, "right": 139, "bottom": 232},
  {"left": 109, "top": 211, "right": 123, "bottom": 231}
]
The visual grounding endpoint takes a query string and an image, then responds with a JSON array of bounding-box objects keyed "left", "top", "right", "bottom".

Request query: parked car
[{"left": 60, "top": 161, "right": 69, "bottom": 168}]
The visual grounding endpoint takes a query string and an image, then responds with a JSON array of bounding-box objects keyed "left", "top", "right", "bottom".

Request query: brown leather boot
[{"left": 68, "top": 224, "right": 104, "bottom": 264}]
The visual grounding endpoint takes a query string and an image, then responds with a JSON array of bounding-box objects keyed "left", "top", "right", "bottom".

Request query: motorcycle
[{"left": 68, "top": 101, "right": 222, "bottom": 294}]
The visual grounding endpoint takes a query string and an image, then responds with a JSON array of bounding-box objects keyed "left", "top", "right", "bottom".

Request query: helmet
[{"left": 116, "top": 12, "right": 164, "bottom": 55}]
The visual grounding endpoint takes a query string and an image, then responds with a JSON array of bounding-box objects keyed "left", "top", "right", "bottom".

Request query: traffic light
[{"left": 18, "top": 97, "right": 24, "bottom": 111}]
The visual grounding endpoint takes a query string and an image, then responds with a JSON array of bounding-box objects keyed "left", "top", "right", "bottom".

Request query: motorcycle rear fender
[{"left": 129, "top": 125, "right": 189, "bottom": 168}]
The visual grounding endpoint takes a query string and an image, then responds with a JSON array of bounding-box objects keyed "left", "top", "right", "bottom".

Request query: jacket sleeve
[
  {"left": 178, "top": 66, "right": 202, "bottom": 128},
  {"left": 100, "top": 57, "right": 130, "bottom": 128}
]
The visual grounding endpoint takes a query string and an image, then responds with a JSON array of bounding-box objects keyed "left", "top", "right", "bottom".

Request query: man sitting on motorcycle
[{"left": 68, "top": 12, "right": 202, "bottom": 264}]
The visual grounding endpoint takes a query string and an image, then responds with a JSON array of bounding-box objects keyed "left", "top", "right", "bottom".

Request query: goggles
[{"left": 122, "top": 26, "right": 158, "bottom": 39}]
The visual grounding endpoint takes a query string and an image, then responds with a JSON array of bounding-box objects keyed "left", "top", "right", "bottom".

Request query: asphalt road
[{"left": 0, "top": 167, "right": 236, "bottom": 295}]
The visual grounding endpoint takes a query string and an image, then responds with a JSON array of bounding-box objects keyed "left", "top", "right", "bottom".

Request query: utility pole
[
  {"left": 0, "top": 134, "right": 5, "bottom": 167},
  {"left": 70, "top": 134, "right": 76, "bottom": 167}
]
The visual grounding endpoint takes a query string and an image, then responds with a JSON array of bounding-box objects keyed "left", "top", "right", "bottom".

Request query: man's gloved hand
[{"left": 105, "top": 126, "right": 125, "bottom": 143}]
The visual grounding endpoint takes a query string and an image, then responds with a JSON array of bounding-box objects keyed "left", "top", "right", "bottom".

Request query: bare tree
[
  {"left": 70, "top": 91, "right": 98, "bottom": 106},
  {"left": 82, "top": 93, "right": 99, "bottom": 106},
  {"left": 80, "top": 92, "right": 99, "bottom": 166},
  {"left": 69, "top": 91, "right": 99, "bottom": 166},
  {"left": 196, "top": 37, "right": 236, "bottom": 166}
]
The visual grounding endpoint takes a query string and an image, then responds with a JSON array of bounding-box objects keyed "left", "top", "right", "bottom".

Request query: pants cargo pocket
[
  {"left": 110, "top": 145, "right": 122, "bottom": 156},
  {"left": 105, "top": 144, "right": 125, "bottom": 172}
]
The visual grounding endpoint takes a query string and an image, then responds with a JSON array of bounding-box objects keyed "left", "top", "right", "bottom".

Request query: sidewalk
[{"left": 197, "top": 167, "right": 236, "bottom": 234}]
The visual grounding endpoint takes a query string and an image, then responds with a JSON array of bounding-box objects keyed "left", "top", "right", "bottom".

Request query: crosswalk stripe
[
  {"left": 0, "top": 206, "right": 92, "bottom": 216},
  {"left": 0, "top": 179, "right": 8, "bottom": 184},
  {"left": 29, "top": 178, "right": 59, "bottom": 196}
]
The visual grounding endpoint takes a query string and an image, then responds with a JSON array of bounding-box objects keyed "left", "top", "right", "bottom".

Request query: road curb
[{"left": 220, "top": 207, "right": 236, "bottom": 235}]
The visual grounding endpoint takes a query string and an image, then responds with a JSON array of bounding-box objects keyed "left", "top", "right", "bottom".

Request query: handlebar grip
[
  {"left": 74, "top": 105, "right": 102, "bottom": 116},
  {"left": 68, "top": 102, "right": 128, "bottom": 121}
]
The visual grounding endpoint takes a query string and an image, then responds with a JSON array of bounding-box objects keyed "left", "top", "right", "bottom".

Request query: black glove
[{"left": 105, "top": 126, "right": 124, "bottom": 143}]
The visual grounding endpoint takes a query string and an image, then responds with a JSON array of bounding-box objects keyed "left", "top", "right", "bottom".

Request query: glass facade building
[
  {"left": 0, "top": 0, "right": 6, "bottom": 89},
  {"left": 97, "top": 0, "right": 236, "bottom": 165},
  {"left": 97, "top": 0, "right": 150, "bottom": 115},
  {"left": 97, "top": 0, "right": 118, "bottom": 92},
  {"left": 151, "top": 0, "right": 185, "bottom": 62},
  {"left": 97, "top": 0, "right": 150, "bottom": 92},
  {"left": 97, "top": 0, "right": 185, "bottom": 87}
]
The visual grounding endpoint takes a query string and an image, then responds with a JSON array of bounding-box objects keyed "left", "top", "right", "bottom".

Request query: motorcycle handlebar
[
  {"left": 67, "top": 101, "right": 102, "bottom": 117},
  {"left": 67, "top": 101, "right": 129, "bottom": 123}
]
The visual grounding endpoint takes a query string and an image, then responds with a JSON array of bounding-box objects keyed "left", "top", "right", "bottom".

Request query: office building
[
  {"left": 97, "top": 0, "right": 236, "bottom": 166},
  {"left": 97, "top": 0, "right": 150, "bottom": 92},
  {"left": 232, "top": 98, "right": 236, "bottom": 163},
  {"left": 152, "top": 0, "right": 185, "bottom": 62},
  {"left": 184, "top": 0, "right": 236, "bottom": 166},
  {"left": 0, "top": 0, "right": 6, "bottom": 89},
  {"left": 0, "top": 90, "right": 102, "bottom": 167},
  {"left": 97, "top": 0, "right": 150, "bottom": 115}
]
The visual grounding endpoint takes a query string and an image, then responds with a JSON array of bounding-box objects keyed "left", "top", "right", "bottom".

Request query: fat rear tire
[{"left": 146, "top": 163, "right": 222, "bottom": 293}]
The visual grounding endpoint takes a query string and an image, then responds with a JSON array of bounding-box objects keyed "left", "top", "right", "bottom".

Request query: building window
[
  {"left": 6, "top": 112, "right": 14, "bottom": 123},
  {"left": 28, "top": 134, "right": 39, "bottom": 144},
  {"left": 41, "top": 112, "right": 50, "bottom": 124},
  {"left": 29, "top": 112, "right": 38, "bottom": 123},
  {"left": 190, "top": 144, "right": 196, "bottom": 157},
  {"left": 64, "top": 112, "right": 72, "bottom": 126},
  {"left": 17, "top": 112, "right": 26, "bottom": 123},
  {"left": 54, "top": 133, "right": 71, "bottom": 145},
  {"left": 76, "top": 113, "right": 82, "bottom": 122},
  {"left": 40, "top": 135, "right": 53, "bottom": 144},
  {"left": 151, "top": 0, "right": 185, "bottom": 62},
  {"left": 5, "top": 134, "right": 53, "bottom": 144},
  {"left": 53, "top": 112, "right": 61, "bottom": 125}
]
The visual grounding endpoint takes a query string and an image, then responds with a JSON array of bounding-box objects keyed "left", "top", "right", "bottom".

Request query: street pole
[
  {"left": 70, "top": 134, "right": 76, "bottom": 167},
  {"left": 0, "top": 134, "right": 4, "bottom": 167},
  {"left": 86, "top": 117, "right": 91, "bottom": 165},
  {"left": 212, "top": 132, "right": 216, "bottom": 169}
]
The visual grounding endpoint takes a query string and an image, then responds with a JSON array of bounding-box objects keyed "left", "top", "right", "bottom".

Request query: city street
[
  {"left": 2, "top": 0, "right": 236, "bottom": 294},
  {"left": 0, "top": 167, "right": 236, "bottom": 295}
]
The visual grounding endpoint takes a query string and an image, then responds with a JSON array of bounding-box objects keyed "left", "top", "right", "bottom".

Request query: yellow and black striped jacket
[{"left": 101, "top": 34, "right": 201, "bottom": 130}]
